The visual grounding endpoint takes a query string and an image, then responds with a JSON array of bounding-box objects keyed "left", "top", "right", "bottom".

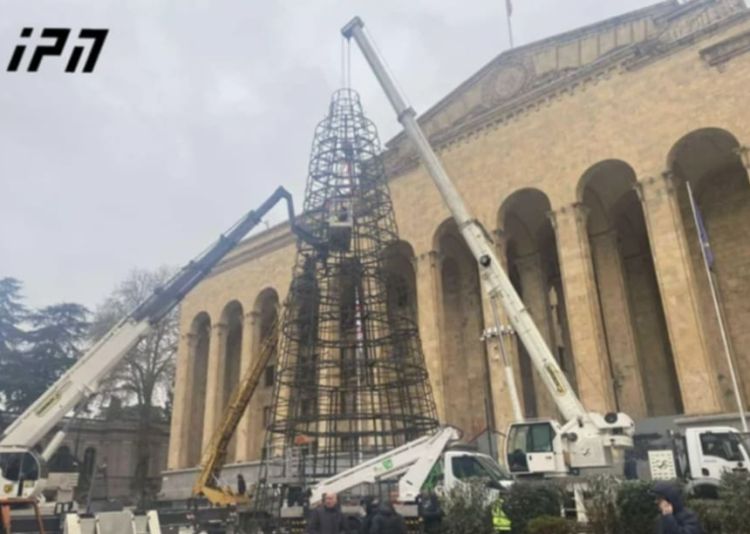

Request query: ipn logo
[{"left": 7, "top": 28, "right": 108, "bottom": 73}]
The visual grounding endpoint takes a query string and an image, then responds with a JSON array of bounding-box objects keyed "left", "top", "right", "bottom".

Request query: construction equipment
[
  {"left": 307, "top": 426, "right": 511, "bottom": 508},
  {"left": 0, "top": 187, "right": 300, "bottom": 501},
  {"left": 265, "top": 426, "right": 511, "bottom": 530},
  {"left": 341, "top": 16, "right": 634, "bottom": 478},
  {"left": 634, "top": 424, "right": 750, "bottom": 496},
  {"left": 192, "top": 321, "right": 279, "bottom": 506},
  {"left": 341, "top": 16, "right": 750, "bottom": 486}
]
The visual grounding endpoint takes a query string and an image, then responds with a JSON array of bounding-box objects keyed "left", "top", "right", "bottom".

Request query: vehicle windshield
[
  {"left": 700, "top": 432, "right": 747, "bottom": 463},
  {"left": 451, "top": 454, "right": 510, "bottom": 483},
  {"left": 0, "top": 452, "right": 41, "bottom": 482}
]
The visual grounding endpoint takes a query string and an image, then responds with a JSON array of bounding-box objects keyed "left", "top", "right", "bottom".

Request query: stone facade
[{"left": 167, "top": 0, "right": 750, "bottom": 470}]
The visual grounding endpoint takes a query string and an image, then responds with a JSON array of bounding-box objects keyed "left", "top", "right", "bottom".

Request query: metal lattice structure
[{"left": 254, "top": 88, "right": 438, "bottom": 509}]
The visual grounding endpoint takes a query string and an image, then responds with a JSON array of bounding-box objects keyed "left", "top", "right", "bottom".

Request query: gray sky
[{"left": 1, "top": 0, "right": 657, "bottom": 310}]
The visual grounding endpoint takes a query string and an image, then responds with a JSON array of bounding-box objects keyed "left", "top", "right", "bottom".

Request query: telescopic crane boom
[
  {"left": 342, "top": 17, "right": 634, "bottom": 476},
  {"left": 0, "top": 187, "right": 298, "bottom": 499}
]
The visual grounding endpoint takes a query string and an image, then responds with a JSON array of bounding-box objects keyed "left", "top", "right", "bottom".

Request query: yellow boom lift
[{"left": 192, "top": 322, "right": 278, "bottom": 506}]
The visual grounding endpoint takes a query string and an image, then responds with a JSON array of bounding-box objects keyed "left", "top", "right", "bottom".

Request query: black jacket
[
  {"left": 653, "top": 482, "right": 704, "bottom": 534},
  {"left": 369, "top": 503, "right": 407, "bottom": 534},
  {"left": 306, "top": 505, "right": 348, "bottom": 534}
]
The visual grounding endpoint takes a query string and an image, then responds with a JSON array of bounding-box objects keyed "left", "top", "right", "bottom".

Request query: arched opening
[
  {"left": 246, "top": 288, "right": 280, "bottom": 460},
  {"left": 381, "top": 240, "right": 418, "bottom": 326},
  {"left": 670, "top": 128, "right": 750, "bottom": 409},
  {"left": 220, "top": 301, "right": 244, "bottom": 462},
  {"left": 580, "top": 160, "right": 680, "bottom": 417},
  {"left": 434, "top": 220, "right": 488, "bottom": 438},
  {"left": 186, "top": 312, "right": 210, "bottom": 467},
  {"left": 78, "top": 447, "right": 97, "bottom": 499},
  {"left": 499, "top": 189, "right": 574, "bottom": 419}
]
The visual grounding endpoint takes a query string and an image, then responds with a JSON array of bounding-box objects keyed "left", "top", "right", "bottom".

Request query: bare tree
[{"left": 90, "top": 267, "right": 177, "bottom": 504}]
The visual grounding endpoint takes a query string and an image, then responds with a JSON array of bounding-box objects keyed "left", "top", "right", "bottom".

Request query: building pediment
[{"left": 384, "top": 0, "right": 747, "bottom": 177}]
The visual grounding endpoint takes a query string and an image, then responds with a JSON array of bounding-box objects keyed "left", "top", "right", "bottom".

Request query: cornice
[{"left": 383, "top": 3, "right": 750, "bottom": 180}]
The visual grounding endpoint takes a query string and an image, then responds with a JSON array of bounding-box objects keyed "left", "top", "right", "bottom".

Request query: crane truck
[
  {"left": 0, "top": 186, "right": 301, "bottom": 503},
  {"left": 339, "top": 16, "right": 749, "bottom": 495},
  {"left": 340, "top": 16, "right": 634, "bottom": 480}
]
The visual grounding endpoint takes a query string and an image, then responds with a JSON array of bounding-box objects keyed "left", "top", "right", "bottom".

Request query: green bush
[
  {"left": 438, "top": 479, "right": 498, "bottom": 534},
  {"left": 718, "top": 471, "right": 750, "bottom": 534},
  {"left": 688, "top": 499, "right": 723, "bottom": 534},
  {"left": 526, "top": 516, "right": 576, "bottom": 534},
  {"left": 615, "top": 480, "right": 656, "bottom": 534},
  {"left": 503, "top": 482, "right": 563, "bottom": 534},
  {"left": 584, "top": 476, "right": 619, "bottom": 534}
]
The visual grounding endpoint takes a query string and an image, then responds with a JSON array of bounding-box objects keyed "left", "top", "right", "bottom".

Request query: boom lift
[
  {"left": 308, "top": 426, "right": 511, "bottom": 509},
  {"left": 341, "top": 17, "right": 634, "bottom": 478},
  {"left": 192, "top": 321, "right": 279, "bottom": 506},
  {"left": 0, "top": 187, "right": 300, "bottom": 501}
]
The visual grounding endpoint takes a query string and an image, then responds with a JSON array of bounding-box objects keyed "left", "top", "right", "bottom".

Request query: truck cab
[
  {"left": 433, "top": 448, "right": 513, "bottom": 495},
  {"left": 0, "top": 450, "right": 45, "bottom": 499},
  {"left": 682, "top": 427, "right": 749, "bottom": 495}
]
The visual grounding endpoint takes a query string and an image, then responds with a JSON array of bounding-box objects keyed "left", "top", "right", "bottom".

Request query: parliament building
[{"left": 163, "top": 0, "right": 750, "bottom": 480}]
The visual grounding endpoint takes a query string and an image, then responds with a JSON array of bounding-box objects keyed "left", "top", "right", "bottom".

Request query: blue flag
[{"left": 693, "top": 200, "right": 715, "bottom": 269}]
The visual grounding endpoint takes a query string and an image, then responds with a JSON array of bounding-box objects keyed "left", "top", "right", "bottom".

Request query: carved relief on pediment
[{"left": 480, "top": 61, "right": 531, "bottom": 105}]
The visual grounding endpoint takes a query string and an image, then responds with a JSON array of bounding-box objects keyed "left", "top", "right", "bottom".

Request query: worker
[
  {"left": 306, "top": 492, "right": 348, "bottom": 534},
  {"left": 369, "top": 500, "right": 407, "bottom": 534},
  {"left": 416, "top": 490, "right": 442, "bottom": 533},
  {"left": 236, "top": 473, "right": 246, "bottom": 496},
  {"left": 360, "top": 497, "right": 379, "bottom": 534},
  {"left": 492, "top": 499, "right": 511, "bottom": 532},
  {"left": 652, "top": 481, "right": 704, "bottom": 534}
]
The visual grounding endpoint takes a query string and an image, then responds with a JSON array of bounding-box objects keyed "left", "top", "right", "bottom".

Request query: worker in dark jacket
[
  {"left": 307, "top": 492, "right": 348, "bottom": 534},
  {"left": 653, "top": 481, "right": 704, "bottom": 534},
  {"left": 369, "top": 501, "right": 407, "bottom": 534},
  {"left": 236, "top": 473, "right": 247, "bottom": 496}
]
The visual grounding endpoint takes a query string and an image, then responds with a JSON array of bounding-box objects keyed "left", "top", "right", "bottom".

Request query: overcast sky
[{"left": 0, "top": 0, "right": 660, "bottom": 310}]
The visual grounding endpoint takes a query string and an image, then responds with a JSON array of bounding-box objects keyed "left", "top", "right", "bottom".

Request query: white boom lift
[
  {"left": 341, "top": 17, "right": 634, "bottom": 478},
  {"left": 0, "top": 187, "right": 301, "bottom": 501},
  {"left": 308, "top": 426, "right": 510, "bottom": 508}
]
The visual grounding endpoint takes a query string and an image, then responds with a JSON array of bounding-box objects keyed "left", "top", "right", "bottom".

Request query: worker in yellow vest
[{"left": 492, "top": 500, "right": 512, "bottom": 532}]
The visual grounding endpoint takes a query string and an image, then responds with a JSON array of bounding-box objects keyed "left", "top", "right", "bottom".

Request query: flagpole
[
  {"left": 686, "top": 181, "right": 748, "bottom": 433},
  {"left": 505, "top": 0, "right": 515, "bottom": 49}
]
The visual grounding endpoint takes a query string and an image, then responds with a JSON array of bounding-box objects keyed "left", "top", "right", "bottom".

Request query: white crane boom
[
  {"left": 0, "top": 187, "right": 303, "bottom": 499},
  {"left": 341, "top": 17, "right": 584, "bottom": 422},
  {"left": 342, "top": 17, "right": 634, "bottom": 476}
]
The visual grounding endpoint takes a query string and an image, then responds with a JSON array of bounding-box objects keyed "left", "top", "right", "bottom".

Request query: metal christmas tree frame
[{"left": 255, "top": 88, "right": 438, "bottom": 507}]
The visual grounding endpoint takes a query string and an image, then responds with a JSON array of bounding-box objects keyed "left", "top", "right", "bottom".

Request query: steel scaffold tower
[{"left": 254, "top": 88, "right": 438, "bottom": 512}]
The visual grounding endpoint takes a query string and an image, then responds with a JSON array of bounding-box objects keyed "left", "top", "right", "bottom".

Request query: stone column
[
  {"left": 413, "top": 251, "right": 446, "bottom": 421},
  {"left": 736, "top": 145, "right": 750, "bottom": 180},
  {"left": 201, "top": 322, "right": 228, "bottom": 452},
  {"left": 635, "top": 173, "right": 722, "bottom": 414},
  {"left": 167, "top": 332, "right": 196, "bottom": 469},
  {"left": 513, "top": 253, "right": 558, "bottom": 418},
  {"left": 549, "top": 203, "right": 615, "bottom": 414},
  {"left": 590, "top": 229, "right": 648, "bottom": 419},
  {"left": 235, "top": 311, "right": 259, "bottom": 461}
]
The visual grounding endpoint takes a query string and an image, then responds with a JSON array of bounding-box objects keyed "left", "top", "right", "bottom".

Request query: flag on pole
[
  {"left": 505, "top": 0, "right": 515, "bottom": 48},
  {"left": 691, "top": 193, "right": 715, "bottom": 269}
]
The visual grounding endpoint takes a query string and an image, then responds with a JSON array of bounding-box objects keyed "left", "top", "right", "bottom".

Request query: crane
[
  {"left": 0, "top": 187, "right": 300, "bottom": 500},
  {"left": 341, "top": 17, "right": 635, "bottom": 478},
  {"left": 192, "top": 321, "right": 279, "bottom": 506}
]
